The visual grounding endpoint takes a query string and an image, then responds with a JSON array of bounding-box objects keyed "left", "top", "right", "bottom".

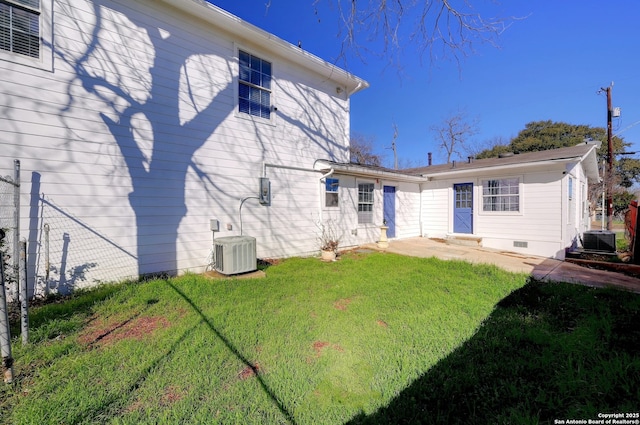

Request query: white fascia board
[
  {"left": 422, "top": 158, "right": 582, "bottom": 181},
  {"left": 581, "top": 145, "right": 601, "bottom": 182},
  {"left": 159, "top": 0, "right": 369, "bottom": 95},
  {"left": 314, "top": 161, "right": 426, "bottom": 183}
]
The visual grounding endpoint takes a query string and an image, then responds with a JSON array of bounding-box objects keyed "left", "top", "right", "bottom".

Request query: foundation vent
[{"left": 513, "top": 241, "right": 528, "bottom": 248}]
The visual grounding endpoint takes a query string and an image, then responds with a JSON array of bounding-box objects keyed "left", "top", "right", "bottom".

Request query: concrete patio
[{"left": 360, "top": 237, "right": 640, "bottom": 294}]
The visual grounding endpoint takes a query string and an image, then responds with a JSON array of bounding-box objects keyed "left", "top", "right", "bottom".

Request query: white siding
[
  {"left": 391, "top": 181, "right": 421, "bottom": 239},
  {"left": 0, "top": 0, "right": 356, "bottom": 297},
  {"left": 420, "top": 163, "right": 580, "bottom": 259},
  {"left": 421, "top": 181, "right": 450, "bottom": 238}
]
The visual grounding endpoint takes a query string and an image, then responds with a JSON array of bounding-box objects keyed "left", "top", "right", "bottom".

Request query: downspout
[{"left": 348, "top": 82, "right": 363, "bottom": 97}]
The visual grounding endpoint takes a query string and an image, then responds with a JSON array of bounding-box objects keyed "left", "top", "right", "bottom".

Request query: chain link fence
[
  {"left": 2, "top": 162, "right": 139, "bottom": 302},
  {"left": 34, "top": 194, "right": 138, "bottom": 297},
  {"left": 0, "top": 170, "right": 18, "bottom": 301}
]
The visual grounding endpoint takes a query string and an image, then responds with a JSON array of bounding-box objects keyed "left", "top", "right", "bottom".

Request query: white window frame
[
  {"left": 357, "top": 181, "right": 374, "bottom": 224},
  {"left": 0, "top": 0, "right": 53, "bottom": 71},
  {"left": 325, "top": 177, "right": 339, "bottom": 208},
  {"left": 234, "top": 44, "right": 275, "bottom": 125},
  {"left": 480, "top": 176, "right": 522, "bottom": 214}
]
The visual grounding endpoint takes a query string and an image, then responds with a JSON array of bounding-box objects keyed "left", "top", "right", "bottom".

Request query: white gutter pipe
[
  {"left": 348, "top": 82, "right": 364, "bottom": 96},
  {"left": 262, "top": 162, "right": 317, "bottom": 177},
  {"left": 319, "top": 168, "right": 334, "bottom": 181}
]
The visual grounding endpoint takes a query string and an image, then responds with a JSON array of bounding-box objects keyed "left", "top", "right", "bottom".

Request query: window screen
[
  {"left": 358, "top": 183, "right": 374, "bottom": 223},
  {"left": 325, "top": 178, "right": 339, "bottom": 207},
  {"left": 0, "top": 0, "right": 40, "bottom": 58},
  {"left": 482, "top": 178, "right": 520, "bottom": 212},
  {"left": 238, "top": 50, "right": 272, "bottom": 119}
]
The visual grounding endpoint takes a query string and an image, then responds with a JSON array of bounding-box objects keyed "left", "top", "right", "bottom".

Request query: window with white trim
[
  {"left": 325, "top": 178, "right": 339, "bottom": 207},
  {"left": 568, "top": 176, "right": 573, "bottom": 200},
  {"left": 482, "top": 178, "right": 520, "bottom": 212},
  {"left": 238, "top": 50, "right": 272, "bottom": 119},
  {"left": 358, "top": 183, "right": 374, "bottom": 224},
  {"left": 0, "top": 0, "right": 40, "bottom": 58}
]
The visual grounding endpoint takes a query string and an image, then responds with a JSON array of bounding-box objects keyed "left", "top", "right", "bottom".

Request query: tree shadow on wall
[{"left": 55, "top": 0, "right": 236, "bottom": 277}]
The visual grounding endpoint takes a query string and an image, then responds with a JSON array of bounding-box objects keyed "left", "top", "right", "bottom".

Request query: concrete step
[{"left": 445, "top": 234, "right": 483, "bottom": 247}]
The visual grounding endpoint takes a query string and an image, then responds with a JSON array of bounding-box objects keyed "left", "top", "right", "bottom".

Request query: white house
[
  {"left": 1, "top": 0, "right": 373, "bottom": 296},
  {"left": 0, "top": 0, "right": 600, "bottom": 299},
  {"left": 406, "top": 143, "right": 601, "bottom": 259},
  {"left": 316, "top": 143, "right": 600, "bottom": 260}
]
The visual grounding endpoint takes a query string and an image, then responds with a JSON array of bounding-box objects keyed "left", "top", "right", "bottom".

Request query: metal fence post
[
  {"left": 44, "top": 223, "right": 50, "bottom": 296},
  {"left": 13, "top": 160, "right": 20, "bottom": 299},
  {"left": 0, "top": 250, "right": 14, "bottom": 384},
  {"left": 19, "top": 239, "right": 28, "bottom": 345}
]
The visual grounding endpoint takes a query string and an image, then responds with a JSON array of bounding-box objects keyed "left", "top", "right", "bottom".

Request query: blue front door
[
  {"left": 453, "top": 183, "right": 473, "bottom": 234},
  {"left": 383, "top": 186, "right": 396, "bottom": 238}
]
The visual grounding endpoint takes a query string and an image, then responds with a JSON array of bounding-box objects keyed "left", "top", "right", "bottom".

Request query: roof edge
[
  {"left": 159, "top": 0, "right": 369, "bottom": 95},
  {"left": 315, "top": 160, "right": 427, "bottom": 183}
]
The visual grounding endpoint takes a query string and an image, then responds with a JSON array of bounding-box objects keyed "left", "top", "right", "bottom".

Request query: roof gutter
[
  {"left": 159, "top": 0, "right": 369, "bottom": 93},
  {"left": 315, "top": 160, "right": 426, "bottom": 183},
  {"left": 421, "top": 157, "right": 588, "bottom": 180}
]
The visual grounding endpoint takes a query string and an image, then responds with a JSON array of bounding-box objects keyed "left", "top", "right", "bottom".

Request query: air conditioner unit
[
  {"left": 582, "top": 230, "right": 616, "bottom": 253},
  {"left": 213, "top": 236, "right": 257, "bottom": 275}
]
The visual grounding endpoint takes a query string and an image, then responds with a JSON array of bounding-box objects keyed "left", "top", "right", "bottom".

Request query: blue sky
[{"left": 209, "top": 1, "right": 640, "bottom": 167}]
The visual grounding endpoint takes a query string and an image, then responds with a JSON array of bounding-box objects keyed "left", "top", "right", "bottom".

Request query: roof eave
[
  {"left": 159, "top": 0, "right": 369, "bottom": 94},
  {"left": 315, "top": 161, "right": 427, "bottom": 183},
  {"left": 421, "top": 157, "right": 587, "bottom": 180}
]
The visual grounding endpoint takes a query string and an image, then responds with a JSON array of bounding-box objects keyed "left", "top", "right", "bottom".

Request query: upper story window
[
  {"left": 325, "top": 178, "right": 339, "bottom": 207},
  {"left": 0, "top": 0, "right": 40, "bottom": 59},
  {"left": 482, "top": 178, "right": 520, "bottom": 212},
  {"left": 358, "top": 183, "right": 374, "bottom": 224},
  {"left": 238, "top": 50, "right": 272, "bottom": 119}
]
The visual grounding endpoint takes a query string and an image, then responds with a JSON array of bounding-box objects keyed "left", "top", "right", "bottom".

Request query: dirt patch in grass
[
  {"left": 79, "top": 315, "right": 170, "bottom": 347},
  {"left": 313, "top": 341, "right": 330, "bottom": 354},
  {"left": 160, "top": 386, "right": 183, "bottom": 406},
  {"left": 311, "top": 341, "right": 344, "bottom": 360},
  {"left": 333, "top": 298, "right": 352, "bottom": 311},
  {"left": 376, "top": 319, "right": 389, "bottom": 328},
  {"left": 238, "top": 363, "right": 261, "bottom": 380}
]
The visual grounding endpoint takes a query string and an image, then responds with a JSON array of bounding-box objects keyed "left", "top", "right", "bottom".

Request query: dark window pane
[
  {"left": 239, "top": 50, "right": 250, "bottom": 67},
  {"left": 250, "top": 69, "right": 261, "bottom": 86},
  {"left": 1, "top": 4, "right": 39, "bottom": 57}
]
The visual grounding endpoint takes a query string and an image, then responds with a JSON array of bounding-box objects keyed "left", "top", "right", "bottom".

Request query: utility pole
[{"left": 598, "top": 84, "right": 614, "bottom": 231}]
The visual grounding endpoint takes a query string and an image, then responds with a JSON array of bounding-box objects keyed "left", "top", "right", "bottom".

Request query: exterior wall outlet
[{"left": 227, "top": 223, "right": 233, "bottom": 231}]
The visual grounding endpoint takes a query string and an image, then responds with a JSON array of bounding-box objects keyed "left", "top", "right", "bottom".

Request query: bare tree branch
[
  {"left": 431, "top": 110, "right": 479, "bottom": 163},
  {"left": 320, "top": 0, "right": 521, "bottom": 69},
  {"left": 350, "top": 133, "right": 383, "bottom": 166}
]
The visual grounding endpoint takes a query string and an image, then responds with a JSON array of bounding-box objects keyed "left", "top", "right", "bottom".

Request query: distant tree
[
  {"left": 613, "top": 191, "right": 635, "bottom": 219},
  {"left": 475, "top": 120, "right": 627, "bottom": 162},
  {"left": 618, "top": 157, "right": 640, "bottom": 188},
  {"left": 350, "top": 133, "right": 383, "bottom": 166},
  {"left": 474, "top": 120, "right": 640, "bottom": 221},
  {"left": 509, "top": 120, "right": 609, "bottom": 153},
  {"left": 473, "top": 135, "right": 511, "bottom": 159},
  {"left": 430, "top": 110, "right": 479, "bottom": 163}
]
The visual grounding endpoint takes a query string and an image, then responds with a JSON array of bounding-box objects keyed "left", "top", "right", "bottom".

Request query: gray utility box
[{"left": 582, "top": 230, "right": 616, "bottom": 253}]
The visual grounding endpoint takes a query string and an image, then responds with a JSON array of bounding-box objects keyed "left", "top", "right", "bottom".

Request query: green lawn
[{"left": 1, "top": 252, "right": 639, "bottom": 424}]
